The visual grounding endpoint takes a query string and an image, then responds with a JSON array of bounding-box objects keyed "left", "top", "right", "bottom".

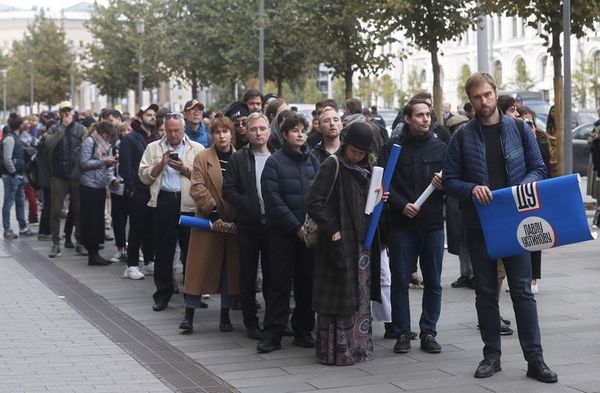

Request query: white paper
[
  {"left": 365, "top": 166, "right": 384, "bottom": 214},
  {"left": 414, "top": 171, "right": 442, "bottom": 208}
]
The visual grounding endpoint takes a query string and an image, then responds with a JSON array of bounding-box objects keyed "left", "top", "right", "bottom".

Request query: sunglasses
[{"left": 164, "top": 113, "right": 183, "bottom": 120}]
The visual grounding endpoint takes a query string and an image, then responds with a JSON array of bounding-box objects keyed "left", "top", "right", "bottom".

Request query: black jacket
[
  {"left": 261, "top": 142, "right": 319, "bottom": 233},
  {"left": 222, "top": 145, "right": 271, "bottom": 229},
  {"left": 119, "top": 120, "right": 159, "bottom": 191},
  {"left": 379, "top": 127, "right": 447, "bottom": 231}
]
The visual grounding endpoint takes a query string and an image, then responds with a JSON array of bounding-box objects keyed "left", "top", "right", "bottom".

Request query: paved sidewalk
[{"left": 0, "top": 244, "right": 173, "bottom": 393}]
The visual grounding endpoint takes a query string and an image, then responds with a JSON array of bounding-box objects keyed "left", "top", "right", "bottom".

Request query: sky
[{"left": 3, "top": 0, "right": 106, "bottom": 11}]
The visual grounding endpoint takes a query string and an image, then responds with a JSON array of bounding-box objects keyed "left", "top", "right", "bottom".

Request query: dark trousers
[
  {"left": 39, "top": 188, "right": 51, "bottom": 235},
  {"left": 50, "top": 177, "right": 80, "bottom": 243},
  {"left": 388, "top": 226, "right": 444, "bottom": 337},
  {"left": 64, "top": 199, "right": 74, "bottom": 239},
  {"left": 152, "top": 192, "right": 191, "bottom": 304},
  {"left": 238, "top": 225, "right": 270, "bottom": 328},
  {"left": 126, "top": 188, "right": 154, "bottom": 267},
  {"left": 79, "top": 184, "right": 106, "bottom": 254},
  {"left": 531, "top": 251, "right": 541, "bottom": 280},
  {"left": 263, "top": 229, "right": 314, "bottom": 343},
  {"left": 467, "top": 226, "right": 543, "bottom": 362},
  {"left": 24, "top": 183, "right": 37, "bottom": 222},
  {"left": 110, "top": 192, "right": 128, "bottom": 249}
]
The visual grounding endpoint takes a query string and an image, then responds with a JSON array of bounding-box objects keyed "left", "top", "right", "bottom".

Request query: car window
[{"left": 573, "top": 124, "right": 594, "bottom": 140}]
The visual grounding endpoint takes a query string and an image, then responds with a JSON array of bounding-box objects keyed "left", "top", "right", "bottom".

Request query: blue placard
[{"left": 474, "top": 174, "right": 595, "bottom": 259}]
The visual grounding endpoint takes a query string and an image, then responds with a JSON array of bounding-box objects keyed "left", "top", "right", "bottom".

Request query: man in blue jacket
[{"left": 443, "top": 72, "right": 557, "bottom": 383}]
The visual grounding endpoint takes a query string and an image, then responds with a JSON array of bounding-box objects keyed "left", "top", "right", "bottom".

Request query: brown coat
[{"left": 184, "top": 145, "right": 240, "bottom": 296}]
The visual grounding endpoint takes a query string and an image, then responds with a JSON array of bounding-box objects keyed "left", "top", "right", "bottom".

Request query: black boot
[
  {"left": 219, "top": 307, "right": 233, "bottom": 332},
  {"left": 384, "top": 322, "right": 395, "bottom": 339},
  {"left": 179, "top": 307, "right": 194, "bottom": 332},
  {"left": 88, "top": 251, "right": 110, "bottom": 266}
]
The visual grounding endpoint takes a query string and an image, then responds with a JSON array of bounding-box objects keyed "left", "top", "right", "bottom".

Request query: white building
[{"left": 386, "top": 15, "right": 600, "bottom": 112}]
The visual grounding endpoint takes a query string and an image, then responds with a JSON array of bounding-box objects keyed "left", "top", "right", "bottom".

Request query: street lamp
[
  {"left": 258, "top": 0, "right": 264, "bottom": 92},
  {"left": 137, "top": 21, "right": 144, "bottom": 108},
  {"left": 1, "top": 68, "right": 7, "bottom": 124},
  {"left": 27, "top": 59, "right": 34, "bottom": 114}
]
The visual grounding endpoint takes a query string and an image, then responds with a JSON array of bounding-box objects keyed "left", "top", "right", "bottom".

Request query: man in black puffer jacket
[{"left": 258, "top": 113, "right": 319, "bottom": 354}]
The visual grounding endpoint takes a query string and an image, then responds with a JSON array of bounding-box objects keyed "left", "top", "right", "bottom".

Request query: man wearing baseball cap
[
  {"left": 120, "top": 103, "right": 160, "bottom": 280},
  {"left": 182, "top": 100, "right": 211, "bottom": 148},
  {"left": 226, "top": 101, "right": 250, "bottom": 150},
  {"left": 44, "top": 101, "right": 87, "bottom": 258}
]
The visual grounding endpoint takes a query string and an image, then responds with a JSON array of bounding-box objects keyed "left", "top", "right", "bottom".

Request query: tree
[
  {"left": 407, "top": 67, "right": 423, "bottom": 97},
  {"left": 300, "top": 78, "right": 324, "bottom": 104},
  {"left": 383, "top": 0, "right": 480, "bottom": 121},
  {"left": 457, "top": 64, "right": 472, "bottom": 103},
  {"left": 512, "top": 57, "right": 535, "bottom": 91},
  {"left": 6, "top": 14, "right": 72, "bottom": 108},
  {"left": 84, "top": 0, "right": 164, "bottom": 106},
  {"left": 356, "top": 77, "right": 374, "bottom": 106},
  {"left": 332, "top": 77, "right": 345, "bottom": 104},
  {"left": 488, "top": 0, "right": 600, "bottom": 175},
  {"left": 573, "top": 58, "right": 600, "bottom": 109},
  {"left": 379, "top": 74, "right": 396, "bottom": 108},
  {"left": 300, "top": 0, "right": 395, "bottom": 98}
]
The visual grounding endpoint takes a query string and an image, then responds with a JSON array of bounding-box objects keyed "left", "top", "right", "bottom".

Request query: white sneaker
[
  {"left": 123, "top": 266, "right": 145, "bottom": 280},
  {"left": 141, "top": 262, "right": 154, "bottom": 276},
  {"left": 531, "top": 282, "right": 539, "bottom": 294}
]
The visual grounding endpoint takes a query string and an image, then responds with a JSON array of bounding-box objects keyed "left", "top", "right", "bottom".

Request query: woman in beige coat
[{"left": 180, "top": 115, "right": 240, "bottom": 333}]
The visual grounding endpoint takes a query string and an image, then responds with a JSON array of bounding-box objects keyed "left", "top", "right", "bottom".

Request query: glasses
[
  {"left": 234, "top": 119, "right": 247, "bottom": 127},
  {"left": 185, "top": 109, "right": 203, "bottom": 115},
  {"left": 164, "top": 113, "right": 183, "bottom": 120}
]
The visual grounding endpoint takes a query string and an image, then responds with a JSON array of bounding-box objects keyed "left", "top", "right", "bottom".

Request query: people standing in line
[
  {"left": 45, "top": 101, "right": 87, "bottom": 258},
  {"left": 79, "top": 121, "right": 118, "bottom": 266},
  {"left": 264, "top": 98, "right": 290, "bottom": 150},
  {"left": 381, "top": 98, "right": 447, "bottom": 355},
  {"left": 183, "top": 100, "right": 211, "bottom": 148},
  {"left": 306, "top": 121, "right": 383, "bottom": 366},
  {"left": 180, "top": 115, "right": 239, "bottom": 332},
  {"left": 34, "top": 112, "right": 56, "bottom": 241},
  {"left": 311, "top": 107, "right": 342, "bottom": 164},
  {"left": 120, "top": 104, "right": 160, "bottom": 280},
  {"left": 2, "top": 113, "right": 34, "bottom": 239},
  {"left": 243, "top": 89, "right": 264, "bottom": 114},
  {"left": 225, "top": 101, "right": 250, "bottom": 150},
  {"left": 443, "top": 72, "right": 557, "bottom": 383},
  {"left": 257, "top": 113, "right": 319, "bottom": 354},
  {"left": 138, "top": 113, "right": 204, "bottom": 311},
  {"left": 545, "top": 106, "right": 560, "bottom": 178},
  {"left": 222, "top": 112, "right": 274, "bottom": 340}
]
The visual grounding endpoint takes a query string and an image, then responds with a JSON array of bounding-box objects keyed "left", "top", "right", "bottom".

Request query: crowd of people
[{"left": 1, "top": 74, "right": 564, "bottom": 382}]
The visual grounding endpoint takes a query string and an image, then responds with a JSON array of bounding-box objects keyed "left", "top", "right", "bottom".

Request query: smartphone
[{"left": 169, "top": 153, "right": 179, "bottom": 161}]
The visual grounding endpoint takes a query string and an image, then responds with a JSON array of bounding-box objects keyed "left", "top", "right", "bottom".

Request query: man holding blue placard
[
  {"left": 443, "top": 72, "right": 557, "bottom": 383},
  {"left": 380, "top": 98, "right": 446, "bottom": 355}
]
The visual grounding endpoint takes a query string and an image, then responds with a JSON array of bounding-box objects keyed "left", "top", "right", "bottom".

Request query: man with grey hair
[{"left": 138, "top": 114, "right": 204, "bottom": 312}]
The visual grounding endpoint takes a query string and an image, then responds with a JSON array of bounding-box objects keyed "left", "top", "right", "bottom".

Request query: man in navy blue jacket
[{"left": 443, "top": 72, "right": 557, "bottom": 383}]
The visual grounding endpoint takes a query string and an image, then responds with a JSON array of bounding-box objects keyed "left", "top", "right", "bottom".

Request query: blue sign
[{"left": 474, "top": 174, "right": 595, "bottom": 259}]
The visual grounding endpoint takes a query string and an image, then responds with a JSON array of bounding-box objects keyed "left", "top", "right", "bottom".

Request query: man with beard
[
  {"left": 182, "top": 99, "right": 211, "bottom": 148},
  {"left": 226, "top": 101, "right": 250, "bottom": 150},
  {"left": 311, "top": 106, "right": 342, "bottom": 163},
  {"left": 243, "top": 89, "right": 264, "bottom": 114},
  {"left": 443, "top": 72, "right": 556, "bottom": 383},
  {"left": 45, "top": 101, "right": 87, "bottom": 258},
  {"left": 120, "top": 104, "right": 160, "bottom": 280}
]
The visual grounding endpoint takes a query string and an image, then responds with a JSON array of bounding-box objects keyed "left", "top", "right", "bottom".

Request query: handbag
[{"left": 303, "top": 155, "right": 339, "bottom": 248}]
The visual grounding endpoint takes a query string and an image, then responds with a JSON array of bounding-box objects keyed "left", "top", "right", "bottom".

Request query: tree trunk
[
  {"left": 344, "top": 71, "right": 353, "bottom": 99},
  {"left": 277, "top": 76, "right": 283, "bottom": 97},
  {"left": 191, "top": 76, "right": 198, "bottom": 100},
  {"left": 430, "top": 44, "right": 443, "bottom": 124},
  {"left": 551, "top": 30, "right": 564, "bottom": 177}
]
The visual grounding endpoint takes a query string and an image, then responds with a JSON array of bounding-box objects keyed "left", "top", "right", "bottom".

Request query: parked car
[
  {"left": 572, "top": 123, "right": 595, "bottom": 176},
  {"left": 522, "top": 99, "right": 551, "bottom": 124},
  {"left": 573, "top": 110, "right": 599, "bottom": 128}
]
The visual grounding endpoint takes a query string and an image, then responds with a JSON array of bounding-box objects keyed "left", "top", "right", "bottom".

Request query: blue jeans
[
  {"left": 389, "top": 226, "right": 444, "bottom": 337},
  {"left": 466, "top": 226, "right": 543, "bottom": 362},
  {"left": 2, "top": 175, "right": 27, "bottom": 231}
]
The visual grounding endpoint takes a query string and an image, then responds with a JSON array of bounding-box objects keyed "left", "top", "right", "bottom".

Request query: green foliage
[
  {"left": 457, "top": 64, "right": 471, "bottom": 103},
  {"left": 356, "top": 77, "right": 374, "bottom": 106},
  {"left": 299, "top": 0, "right": 395, "bottom": 98},
  {"left": 512, "top": 58, "right": 535, "bottom": 91},
  {"left": 84, "top": 0, "right": 164, "bottom": 102},
  {"left": 332, "top": 77, "right": 345, "bottom": 104},
  {"left": 6, "top": 14, "right": 72, "bottom": 108},
  {"left": 301, "top": 78, "right": 324, "bottom": 104},
  {"left": 379, "top": 74, "right": 396, "bottom": 108},
  {"left": 573, "top": 58, "right": 600, "bottom": 109},
  {"left": 407, "top": 67, "right": 423, "bottom": 97}
]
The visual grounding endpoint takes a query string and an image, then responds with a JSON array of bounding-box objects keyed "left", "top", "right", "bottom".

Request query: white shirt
[
  {"left": 160, "top": 139, "right": 186, "bottom": 192},
  {"left": 253, "top": 150, "right": 271, "bottom": 215}
]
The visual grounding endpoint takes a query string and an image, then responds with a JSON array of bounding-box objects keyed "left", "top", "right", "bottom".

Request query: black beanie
[
  {"left": 225, "top": 101, "right": 250, "bottom": 121},
  {"left": 344, "top": 121, "right": 373, "bottom": 152}
]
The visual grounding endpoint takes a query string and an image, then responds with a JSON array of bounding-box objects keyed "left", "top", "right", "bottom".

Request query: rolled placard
[
  {"left": 179, "top": 215, "right": 213, "bottom": 230},
  {"left": 364, "top": 166, "right": 384, "bottom": 214},
  {"left": 414, "top": 170, "right": 442, "bottom": 208},
  {"left": 474, "top": 173, "right": 596, "bottom": 259},
  {"left": 364, "top": 144, "right": 402, "bottom": 249}
]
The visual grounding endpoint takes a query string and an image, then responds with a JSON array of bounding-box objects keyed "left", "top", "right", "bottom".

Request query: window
[
  {"left": 493, "top": 60, "right": 503, "bottom": 87},
  {"left": 512, "top": 17, "right": 518, "bottom": 38},
  {"left": 496, "top": 15, "right": 502, "bottom": 40}
]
